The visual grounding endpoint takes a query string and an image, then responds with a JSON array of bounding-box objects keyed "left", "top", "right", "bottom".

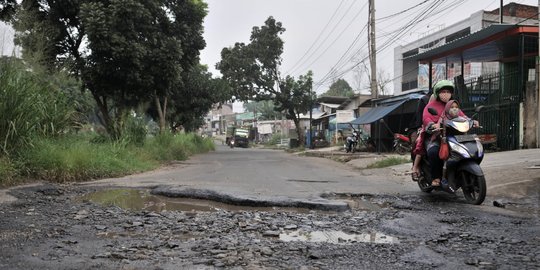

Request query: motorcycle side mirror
[
  {"left": 475, "top": 105, "right": 485, "bottom": 113},
  {"left": 427, "top": 107, "right": 438, "bottom": 116}
]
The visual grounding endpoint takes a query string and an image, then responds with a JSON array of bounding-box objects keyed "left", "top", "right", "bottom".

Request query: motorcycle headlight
[{"left": 448, "top": 141, "right": 470, "bottom": 158}]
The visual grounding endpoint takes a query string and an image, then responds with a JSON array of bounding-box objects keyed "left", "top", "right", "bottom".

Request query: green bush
[
  {"left": 267, "top": 133, "right": 287, "bottom": 146},
  {"left": 144, "top": 132, "right": 214, "bottom": 161},
  {"left": 121, "top": 113, "right": 148, "bottom": 147},
  {"left": 144, "top": 132, "right": 188, "bottom": 161}
]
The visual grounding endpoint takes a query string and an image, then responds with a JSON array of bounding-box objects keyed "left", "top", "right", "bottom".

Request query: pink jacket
[{"left": 422, "top": 100, "right": 445, "bottom": 127}]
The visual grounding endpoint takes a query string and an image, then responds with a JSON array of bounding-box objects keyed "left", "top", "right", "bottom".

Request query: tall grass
[
  {"left": 0, "top": 59, "right": 74, "bottom": 156},
  {"left": 0, "top": 157, "right": 17, "bottom": 186},
  {"left": 143, "top": 132, "right": 215, "bottom": 161},
  {"left": 17, "top": 132, "right": 215, "bottom": 183}
]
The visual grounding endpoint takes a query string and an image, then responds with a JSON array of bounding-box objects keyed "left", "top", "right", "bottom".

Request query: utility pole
[
  {"left": 309, "top": 86, "right": 313, "bottom": 149},
  {"left": 368, "top": 0, "right": 378, "bottom": 101},
  {"left": 500, "top": 0, "right": 503, "bottom": 23},
  {"left": 537, "top": 0, "right": 540, "bottom": 148}
]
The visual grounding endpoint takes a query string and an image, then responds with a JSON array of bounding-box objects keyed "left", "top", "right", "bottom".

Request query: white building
[{"left": 393, "top": 2, "right": 538, "bottom": 95}]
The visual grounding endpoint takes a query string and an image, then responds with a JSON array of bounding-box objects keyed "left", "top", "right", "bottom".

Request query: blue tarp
[{"left": 348, "top": 100, "right": 408, "bottom": 125}]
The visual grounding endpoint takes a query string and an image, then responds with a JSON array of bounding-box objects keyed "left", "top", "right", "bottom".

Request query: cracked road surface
[{"left": 0, "top": 145, "right": 538, "bottom": 269}]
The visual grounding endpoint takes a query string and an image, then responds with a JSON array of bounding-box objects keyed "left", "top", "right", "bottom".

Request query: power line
[
  {"left": 291, "top": 2, "right": 369, "bottom": 78},
  {"left": 514, "top": 11, "right": 540, "bottom": 25},
  {"left": 314, "top": 23, "right": 369, "bottom": 91},
  {"left": 284, "top": 0, "right": 347, "bottom": 75},
  {"left": 376, "top": 0, "right": 446, "bottom": 55},
  {"left": 314, "top": 0, "right": 477, "bottom": 92},
  {"left": 315, "top": 0, "right": 449, "bottom": 89},
  {"left": 287, "top": 0, "right": 362, "bottom": 76},
  {"left": 377, "top": 0, "right": 432, "bottom": 21}
]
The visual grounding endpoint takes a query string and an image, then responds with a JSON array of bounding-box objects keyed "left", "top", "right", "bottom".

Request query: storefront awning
[{"left": 349, "top": 100, "right": 408, "bottom": 125}]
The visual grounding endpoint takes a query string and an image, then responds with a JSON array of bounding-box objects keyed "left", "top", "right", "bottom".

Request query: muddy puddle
[
  {"left": 81, "top": 189, "right": 320, "bottom": 213},
  {"left": 329, "top": 194, "right": 389, "bottom": 211},
  {"left": 279, "top": 230, "right": 399, "bottom": 244}
]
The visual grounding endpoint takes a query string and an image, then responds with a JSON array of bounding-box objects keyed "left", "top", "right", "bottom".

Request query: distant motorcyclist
[{"left": 345, "top": 127, "right": 359, "bottom": 153}]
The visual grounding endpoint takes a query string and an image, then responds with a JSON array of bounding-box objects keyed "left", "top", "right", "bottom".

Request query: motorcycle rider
[
  {"left": 345, "top": 127, "right": 359, "bottom": 153},
  {"left": 422, "top": 80, "right": 471, "bottom": 187}
]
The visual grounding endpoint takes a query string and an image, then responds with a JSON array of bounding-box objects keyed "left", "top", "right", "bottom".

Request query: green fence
[{"left": 454, "top": 70, "right": 522, "bottom": 151}]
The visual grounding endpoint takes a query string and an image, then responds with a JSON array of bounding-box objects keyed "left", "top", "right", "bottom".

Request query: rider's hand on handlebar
[
  {"left": 426, "top": 122, "right": 441, "bottom": 133},
  {"left": 431, "top": 123, "right": 441, "bottom": 130},
  {"left": 473, "top": 120, "right": 480, "bottom": 128}
]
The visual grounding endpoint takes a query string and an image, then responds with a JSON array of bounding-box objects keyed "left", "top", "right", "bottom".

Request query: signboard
[
  {"left": 335, "top": 110, "right": 355, "bottom": 143},
  {"left": 336, "top": 110, "right": 355, "bottom": 123},
  {"left": 258, "top": 124, "right": 273, "bottom": 135}
]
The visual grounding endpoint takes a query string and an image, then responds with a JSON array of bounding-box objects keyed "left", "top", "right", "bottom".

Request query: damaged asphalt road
[
  {"left": 1, "top": 146, "right": 539, "bottom": 269},
  {"left": 0, "top": 184, "right": 538, "bottom": 269}
]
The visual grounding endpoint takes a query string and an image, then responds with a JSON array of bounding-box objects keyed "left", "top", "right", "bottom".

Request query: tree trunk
[
  {"left": 91, "top": 92, "right": 119, "bottom": 139},
  {"left": 154, "top": 95, "right": 168, "bottom": 132},
  {"left": 294, "top": 118, "right": 304, "bottom": 147},
  {"left": 289, "top": 109, "right": 304, "bottom": 147}
]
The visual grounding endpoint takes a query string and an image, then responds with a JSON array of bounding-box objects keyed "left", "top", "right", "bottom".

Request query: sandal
[
  {"left": 411, "top": 171, "right": 421, "bottom": 182},
  {"left": 431, "top": 179, "right": 441, "bottom": 187}
]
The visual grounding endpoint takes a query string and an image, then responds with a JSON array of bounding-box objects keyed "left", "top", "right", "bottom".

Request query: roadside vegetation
[
  {"left": 366, "top": 156, "right": 410, "bottom": 169},
  {"left": 0, "top": 59, "right": 214, "bottom": 186},
  {"left": 0, "top": 2, "right": 227, "bottom": 187}
]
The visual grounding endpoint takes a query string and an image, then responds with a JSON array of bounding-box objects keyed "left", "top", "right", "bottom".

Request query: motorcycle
[
  {"left": 417, "top": 106, "right": 486, "bottom": 205},
  {"left": 393, "top": 131, "right": 412, "bottom": 155},
  {"left": 345, "top": 128, "right": 360, "bottom": 153}
]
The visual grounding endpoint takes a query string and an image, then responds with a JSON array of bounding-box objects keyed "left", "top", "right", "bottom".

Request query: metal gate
[{"left": 454, "top": 71, "right": 522, "bottom": 151}]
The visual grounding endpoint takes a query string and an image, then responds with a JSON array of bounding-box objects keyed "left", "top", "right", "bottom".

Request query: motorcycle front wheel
[
  {"left": 418, "top": 162, "right": 433, "bottom": 193},
  {"left": 460, "top": 171, "right": 486, "bottom": 205}
]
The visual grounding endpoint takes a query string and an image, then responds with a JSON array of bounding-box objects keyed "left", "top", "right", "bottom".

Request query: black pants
[{"left": 427, "top": 144, "right": 444, "bottom": 180}]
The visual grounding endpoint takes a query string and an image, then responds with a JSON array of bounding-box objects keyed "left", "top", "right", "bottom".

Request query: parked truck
[{"left": 226, "top": 126, "right": 250, "bottom": 148}]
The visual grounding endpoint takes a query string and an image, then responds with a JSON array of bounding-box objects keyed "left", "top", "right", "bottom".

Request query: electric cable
[
  {"left": 284, "top": 0, "right": 347, "bottom": 75},
  {"left": 287, "top": 0, "right": 365, "bottom": 76}
]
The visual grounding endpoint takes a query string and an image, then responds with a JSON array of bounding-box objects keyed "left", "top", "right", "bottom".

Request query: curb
[{"left": 151, "top": 186, "right": 350, "bottom": 212}]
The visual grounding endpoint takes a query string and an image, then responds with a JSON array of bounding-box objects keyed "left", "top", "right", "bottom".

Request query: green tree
[
  {"left": 167, "top": 65, "right": 232, "bottom": 132},
  {"left": 217, "top": 17, "right": 314, "bottom": 145},
  {"left": 0, "top": 0, "right": 209, "bottom": 138},
  {"left": 243, "top": 101, "right": 282, "bottom": 120},
  {"left": 320, "top": 78, "right": 354, "bottom": 97}
]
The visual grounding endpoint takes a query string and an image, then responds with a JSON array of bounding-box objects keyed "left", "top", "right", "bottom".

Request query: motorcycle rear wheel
[
  {"left": 395, "top": 145, "right": 406, "bottom": 155},
  {"left": 460, "top": 171, "right": 486, "bottom": 205}
]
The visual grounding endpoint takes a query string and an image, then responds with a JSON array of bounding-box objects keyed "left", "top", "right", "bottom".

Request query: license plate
[{"left": 454, "top": 134, "right": 477, "bottom": 142}]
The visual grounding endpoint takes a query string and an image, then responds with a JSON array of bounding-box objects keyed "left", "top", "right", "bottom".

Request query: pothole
[
  {"left": 326, "top": 194, "right": 390, "bottom": 211},
  {"left": 81, "top": 189, "right": 322, "bottom": 213},
  {"left": 279, "top": 230, "right": 399, "bottom": 244}
]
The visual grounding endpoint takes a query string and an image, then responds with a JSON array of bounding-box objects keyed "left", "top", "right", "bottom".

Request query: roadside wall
[{"left": 523, "top": 82, "right": 538, "bottom": 148}]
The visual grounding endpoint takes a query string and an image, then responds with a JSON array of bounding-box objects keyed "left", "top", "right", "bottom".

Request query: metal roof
[
  {"left": 403, "top": 24, "right": 524, "bottom": 62},
  {"left": 349, "top": 100, "right": 409, "bottom": 125},
  {"left": 319, "top": 102, "right": 341, "bottom": 109}
]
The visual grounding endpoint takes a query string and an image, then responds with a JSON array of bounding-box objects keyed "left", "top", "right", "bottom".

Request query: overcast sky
[
  {"left": 200, "top": 0, "right": 538, "bottom": 107},
  {"left": 1, "top": 0, "right": 537, "bottom": 112}
]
